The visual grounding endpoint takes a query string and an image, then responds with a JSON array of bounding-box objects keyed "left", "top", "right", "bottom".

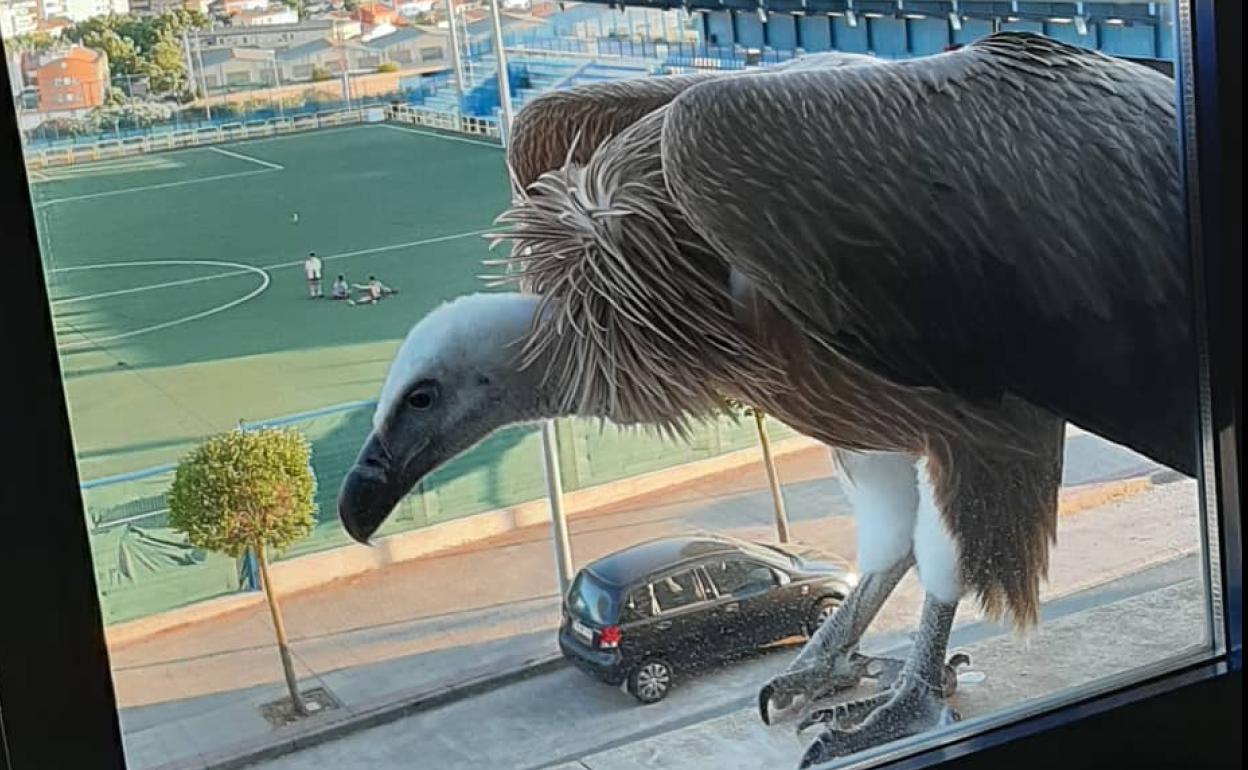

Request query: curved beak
[{"left": 338, "top": 431, "right": 423, "bottom": 545}]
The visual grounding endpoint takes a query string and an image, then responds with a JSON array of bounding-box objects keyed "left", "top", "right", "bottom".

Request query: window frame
[
  {"left": 649, "top": 566, "right": 708, "bottom": 615},
  {"left": 0, "top": 1, "right": 1238, "bottom": 768}
]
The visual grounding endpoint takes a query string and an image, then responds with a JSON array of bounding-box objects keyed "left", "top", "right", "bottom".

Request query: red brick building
[{"left": 36, "top": 46, "right": 110, "bottom": 114}]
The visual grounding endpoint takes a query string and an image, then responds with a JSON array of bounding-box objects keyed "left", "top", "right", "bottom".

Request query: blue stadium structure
[
  {"left": 426, "top": 1, "right": 1175, "bottom": 120},
  {"left": 544, "top": 1, "right": 1175, "bottom": 64}
]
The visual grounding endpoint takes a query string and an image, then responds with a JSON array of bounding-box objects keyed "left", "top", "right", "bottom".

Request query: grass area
[
  {"left": 34, "top": 124, "right": 512, "bottom": 480},
  {"left": 32, "top": 122, "right": 793, "bottom": 624}
]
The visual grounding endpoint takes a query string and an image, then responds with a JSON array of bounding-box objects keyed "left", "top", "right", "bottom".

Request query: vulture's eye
[{"left": 407, "top": 381, "right": 438, "bottom": 411}]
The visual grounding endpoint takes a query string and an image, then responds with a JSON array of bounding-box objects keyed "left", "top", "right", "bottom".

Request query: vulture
[{"left": 338, "top": 33, "right": 1197, "bottom": 767}]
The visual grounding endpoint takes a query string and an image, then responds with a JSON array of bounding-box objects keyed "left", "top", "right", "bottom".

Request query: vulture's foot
[
  {"left": 796, "top": 652, "right": 970, "bottom": 732},
  {"left": 759, "top": 651, "right": 905, "bottom": 724},
  {"left": 760, "top": 557, "right": 916, "bottom": 725},
  {"left": 795, "top": 594, "right": 963, "bottom": 768},
  {"left": 796, "top": 674, "right": 961, "bottom": 768}
]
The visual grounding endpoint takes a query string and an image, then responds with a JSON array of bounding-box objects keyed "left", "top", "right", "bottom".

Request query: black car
[{"left": 558, "top": 534, "right": 858, "bottom": 704}]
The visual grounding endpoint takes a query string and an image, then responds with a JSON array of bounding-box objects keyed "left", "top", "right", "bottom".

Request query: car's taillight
[{"left": 599, "top": 625, "right": 622, "bottom": 649}]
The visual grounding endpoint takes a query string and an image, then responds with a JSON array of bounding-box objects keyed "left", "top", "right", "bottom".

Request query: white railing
[
  {"left": 386, "top": 104, "right": 502, "bottom": 140},
  {"left": 24, "top": 103, "right": 507, "bottom": 172},
  {"left": 22, "top": 107, "right": 386, "bottom": 171}
]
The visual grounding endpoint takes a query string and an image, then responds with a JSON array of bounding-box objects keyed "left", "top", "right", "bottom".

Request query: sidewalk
[
  {"left": 110, "top": 435, "right": 1190, "bottom": 770},
  {"left": 557, "top": 575, "right": 1208, "bottom": 770}
]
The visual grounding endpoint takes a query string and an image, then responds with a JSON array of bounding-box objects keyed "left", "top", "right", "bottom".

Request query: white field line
[
  {"left": 49, "top": 228, "right": 494, "bottom": 305},
  {"left": 207, "top": 145, "right": 285, "bottom": 170},
  {"left": 36, "top": 168, "right": 275, "bottom": 206},
  {"left": 53, "top": 260, "right": 272, "bottom": 349}
]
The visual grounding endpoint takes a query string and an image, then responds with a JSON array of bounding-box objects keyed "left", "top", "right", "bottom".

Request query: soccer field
[
  {"left": 34, "top": 122, "right": 786, "bottom": 624},
  {"left": 33, "top": 124, "right": 512, "bottom": 481}
]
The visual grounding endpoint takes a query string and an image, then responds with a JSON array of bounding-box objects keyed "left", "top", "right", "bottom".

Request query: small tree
[
  {"left": 725, "top": 399, "right": 791, "bottom": 543},
  {"left": 310, "top": 65, "right": 333, "bottom": 82},
  {"left": 168, "top": 428, "right": 317, "bottom": 714}
]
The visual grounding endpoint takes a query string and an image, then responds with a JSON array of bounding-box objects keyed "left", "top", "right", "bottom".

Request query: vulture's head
[{"left": 338, "top": 292, "right": 545, "bottom": 544}]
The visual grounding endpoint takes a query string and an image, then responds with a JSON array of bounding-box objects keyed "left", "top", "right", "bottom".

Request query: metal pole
[
  {"left": 443, "top": 0, "right": 465, "bottom": 105},
  {"left": 488, "top": 0, "right": 514, "bottom": 140},
  {"left": 754, "top": 410, "right": 791, "bottom": 543},
  {"left": 487, "top": 10, "right": 572, "bottom": 591},
  {"left": 271, "top": 53, "right": 283, "bottom": 118},
  {"left": 194, "top": 29, "right": 211, "bottom": 121},
  {"left": 541, "top": 420, "right": 575, "bottom": 594}
]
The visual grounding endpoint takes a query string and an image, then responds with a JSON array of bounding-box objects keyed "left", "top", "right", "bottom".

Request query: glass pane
[
  {"left": 653, "top": 570, "right": 702, "bottom": 612},
  {"left": 568, "top": 570, "right": 619, "bottom": 625},
  {"left": 707, "top": 559, "right": 760, "bottom": 596},
  {"left": 4, "top": 1, "right": 1225, "bottom": 769}
]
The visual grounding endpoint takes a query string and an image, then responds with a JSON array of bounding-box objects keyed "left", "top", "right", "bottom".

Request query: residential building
[
  {"left": 35, "top": 15, "right": 72, "bottom": 35},
  {"left": 229, "top": 5, "right": 298, "bottom": 26},
  {"left": 132, "top": 0, "right": 207, "bottom": 14},
  {"left": 58, "top": 0, "right": 129, "bottom": 23},
  {"left": 36, "top": 0, "right": 65, "bottom": 19},
  {"left": 1, "top": 0, "right": 39, "bottom": 37},
  {"left": 197, "top": 45, "right": 278, "bottom": 90},
  {"left": 195, "top": 17, "right": 360, "bottom": 49},
  {"left": 218, "top": 0, "right": 268, "bottom": 14},
  {"left": 362, "top": 25, "right": 445, "bottom": 67},
  {"left": 35, "top": 44, "right": 109, "bottom": 113},
  {"left": 353, "top": 2, "right": 396, "bottom": 26},
  {"left": 275, "top": 36, "right": 370, "bottom": 78}
]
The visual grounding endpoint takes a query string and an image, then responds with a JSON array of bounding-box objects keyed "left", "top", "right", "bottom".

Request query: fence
[
  {"left": 387, "top": 103, "right": 502, "bottom": 139},
  {"left": 82, "top": 399, "right": 795, "bottom": 626},
  {"left": 23, "top": 106, "right": 391, "bottom": 170}
]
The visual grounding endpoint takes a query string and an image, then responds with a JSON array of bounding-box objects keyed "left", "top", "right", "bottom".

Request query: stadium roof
[{"left": 364, "top": 26, "right": 441, "bottom": 49}]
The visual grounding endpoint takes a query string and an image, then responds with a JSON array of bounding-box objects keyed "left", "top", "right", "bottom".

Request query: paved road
[
  {"left": 114, "top": 432, "right": 1176, "bottom": 770},
  {"left": 251, "top": 553, "right": 1203, "bottom": 770}
]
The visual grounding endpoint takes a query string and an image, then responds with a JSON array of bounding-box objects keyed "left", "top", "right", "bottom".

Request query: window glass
[
  {"left": 622, "top": 585, "right": 655, "bottom": 621},
  {"left": 2, "top": 2, "right": 1225, "bottom": 770},
  {"left": 568, "top": 571, "right": 618, "bottom": 625},
  {"left": 706, "top": 559, "right": 775, "bottom": 596},
  {"left": 652, "top": 570, "right": 703, "bottom": 613}
]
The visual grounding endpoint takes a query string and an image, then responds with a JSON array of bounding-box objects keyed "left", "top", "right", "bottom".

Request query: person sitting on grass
[
  {"left": 349, "top": 276, "right": 397, "bottom": 306},
  {"left": 330, "top": 275, "right": 350, "bottom": 300}
]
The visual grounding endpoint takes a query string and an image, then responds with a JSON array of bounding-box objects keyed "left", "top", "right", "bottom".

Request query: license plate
[{"left": 571, "top": 619, "right": 593, "bottom": 643}]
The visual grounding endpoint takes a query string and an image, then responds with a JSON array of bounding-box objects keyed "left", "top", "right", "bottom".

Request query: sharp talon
[
  {"left": 799, "top": 735, "right": 833, "bottom": 769},
  {"left": 759, "top": 684, "right": 774, "bottom": 725},
  {"left": 942, "top": 653, "right": 971, "bottom": 698}
]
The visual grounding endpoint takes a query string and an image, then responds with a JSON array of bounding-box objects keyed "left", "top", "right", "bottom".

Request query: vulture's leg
[
  {"left": 796, "top": 423, "right": 1061, "bottom": 764},
  {"left": 760, "top": 451, "right": 924, "bottom": 724},
  {"left": 797, "top": 593, "right": 961, "bottom": 768},
  {"left": 796, "top": 454, "right": 965, "bottom": 763},
  {"left": 760, "top": 555, "right": 914, "bottom": 723}
]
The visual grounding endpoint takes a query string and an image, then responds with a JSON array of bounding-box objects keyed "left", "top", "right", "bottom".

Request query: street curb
[
  {"left": 1058, "top": 476, "right": 1154, "bottom": 517},
  {"left": 150, "top": 654, "right": 567, "bottom": 770}
]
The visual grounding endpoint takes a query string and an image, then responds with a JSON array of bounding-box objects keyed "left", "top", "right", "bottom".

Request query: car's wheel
[
  {"left": 628, "top": 659, "right": 674, "bottom": 704},
  {"left": 807, "top": 596, "right": 840, "bottom": 636}
]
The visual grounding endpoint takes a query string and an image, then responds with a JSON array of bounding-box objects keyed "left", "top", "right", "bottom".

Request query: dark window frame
[
  {"left": 0, "top": 0, "right": 1238, "bottom": 767},
  {"left": 649, "top": 567, "right": 708, "bottom": 614}
]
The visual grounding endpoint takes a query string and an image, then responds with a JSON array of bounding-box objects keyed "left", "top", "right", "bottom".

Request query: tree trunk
[
  {"left": 256, "top": 543, "right": 305, "bottom": 715},
  {"left": 754, "top": 410, "right": 791, "bottom": 543}
]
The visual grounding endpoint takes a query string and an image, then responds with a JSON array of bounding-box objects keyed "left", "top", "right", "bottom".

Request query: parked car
[{"left": 558, "top": 534, "right": 858, "bottom": 704}]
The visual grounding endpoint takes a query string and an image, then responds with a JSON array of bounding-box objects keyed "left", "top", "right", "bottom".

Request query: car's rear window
[{"left": 568, "top": 571, "right": 619, "bottom": 625}]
